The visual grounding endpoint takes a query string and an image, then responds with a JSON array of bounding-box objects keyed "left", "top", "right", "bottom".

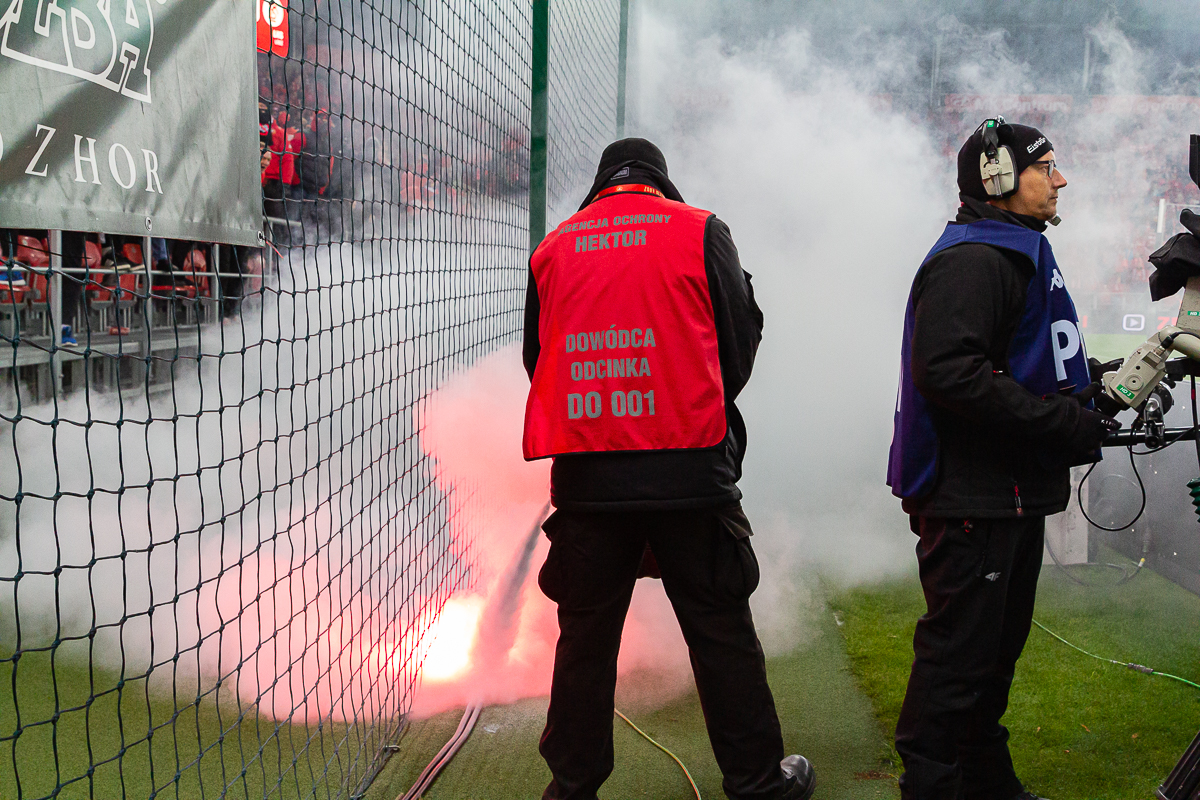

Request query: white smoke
[
  {"left": 3, "top": 0, "right": 1198, "bottom": 725},
  {"left": 627, "top": 12, "right": 948, "bottom": 648},
  {"left": 0, "top": 225, "right": 523, "bottom": 721},
  {"left": 622, "top": 3, "right": 1200, "bottom": 649}
]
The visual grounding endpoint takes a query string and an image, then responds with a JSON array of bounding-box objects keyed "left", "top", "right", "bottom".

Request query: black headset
[{"left": 977, "top": 116, "right": 1019, "bottom": 199}]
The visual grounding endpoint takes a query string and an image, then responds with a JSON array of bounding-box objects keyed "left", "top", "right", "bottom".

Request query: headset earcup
[
  {"left": 978, "top": 147, "right": 1019, "bottom": 198},
  {"left": 996, "top": 145, "right": 1018, "bottom": 197}
]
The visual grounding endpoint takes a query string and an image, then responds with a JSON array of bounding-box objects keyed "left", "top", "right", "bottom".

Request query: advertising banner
[
  {"left": 0, "top": 0, "right": 264, "bottom": 246},
  {"left": 257, "top": 0, "right": 289, "bottom": 56}
]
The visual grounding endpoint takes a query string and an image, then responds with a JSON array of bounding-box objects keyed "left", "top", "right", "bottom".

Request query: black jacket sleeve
[
  {"left": 522, "top": 266, "right": 540, "bottom": 381},
  {"left": 909, "top": 243, "right": 1081, "bottom": 442},
  {"left": 703, "top": 215, "right": 763, "bottom": 401}
]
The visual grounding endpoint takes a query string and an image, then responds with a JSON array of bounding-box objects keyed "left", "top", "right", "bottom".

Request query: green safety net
[{"left": 0, "top": 1, "right": 623, "bottom": 797}]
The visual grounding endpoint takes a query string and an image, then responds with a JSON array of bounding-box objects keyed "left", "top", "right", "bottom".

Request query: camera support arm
[{"left": 1100, "top": 275, "right": 1200, "bottom": 411}]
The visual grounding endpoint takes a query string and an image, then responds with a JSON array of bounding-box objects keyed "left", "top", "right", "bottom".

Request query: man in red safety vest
[{"left": 523, "top": 139, "right": 815, "bottom": 800}]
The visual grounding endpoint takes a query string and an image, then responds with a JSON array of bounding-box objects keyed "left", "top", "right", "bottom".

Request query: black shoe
[{"left": 779, "top": 754, "right": 816, "bottom": 800}]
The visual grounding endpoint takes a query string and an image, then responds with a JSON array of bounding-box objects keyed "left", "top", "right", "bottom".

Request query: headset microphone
[{"left": 978, "top": 116, "right": 1019, "bottom": 199}]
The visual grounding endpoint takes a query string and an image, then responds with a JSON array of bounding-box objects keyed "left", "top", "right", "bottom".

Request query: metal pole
[
  {"left": 1104, "top": 427, "right": 1198, "bottom": 447},
  {"left": 529, "top": 0, "right": 550, "bottom": 254},
  {"left": 616, "top": 0, "right": 630, "bottom": 139},
  {"left": 143, "top": 235, "right": 154, "bottom": 349},
  {"left": 1158, "top": 198, "right": 1168, "bottom": 247},
  {"left": 929, "top": 36, "right": 941, "bottom": 111},
  {"left": 212, "top": 243, "right": 222, "bottom": 324},
  {"left": 49, "top": 229, "right": 62, "bottom": 396},
  {"left": 1081, "top": 36, "right": 1091, "bottom": 94}
]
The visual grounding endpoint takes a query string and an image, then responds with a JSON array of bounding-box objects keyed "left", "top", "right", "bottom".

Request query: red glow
[
  {"left": 409, "top": 345, "right": 693, "bottom": 718},
  {"left": 188, "top": 346, "right": 691, "bottom": 724}
]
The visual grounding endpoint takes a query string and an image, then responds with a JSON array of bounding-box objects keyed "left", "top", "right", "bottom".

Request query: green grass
[
  {"left": 368, "top": 585, "right": 898, "bottom": 800},
  {"left": 830, "top": 556, "right": 1200, "bottom": 799},
  {"left": 1086, "top": 333, "right": 1154, "bottom": 363},
  {"left": 12, "top": 555, "right": 1193, "bottom": 800},
  {"left": 0, "top": 649, "right": 380, "bottom": 799}
]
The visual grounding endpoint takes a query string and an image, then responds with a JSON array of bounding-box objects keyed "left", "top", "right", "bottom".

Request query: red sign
[
  {"left": 943, "top": 95, "right": 1074, "bottom": 115},
  {"left": 256, "top": 0, "right": 288, "bottom": 56},
  {"left": 1090, "top": 95, "right": 1200, "bottom": 114}
]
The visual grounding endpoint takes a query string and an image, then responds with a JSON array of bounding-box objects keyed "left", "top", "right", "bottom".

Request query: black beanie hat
[
  {"left": 579, "top": 137, "right": 684, "bottom": 209},
  {"left": 957, "top": 122, "right": 1054, "bottom": 201}
]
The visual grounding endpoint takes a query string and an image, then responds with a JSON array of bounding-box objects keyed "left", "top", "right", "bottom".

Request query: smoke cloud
[
  {"left": 4, "top": 1, "right": 1198, "bottom": 724},
  {"left": 406, "top": 1, "right": 1200, "bottom": 710}
]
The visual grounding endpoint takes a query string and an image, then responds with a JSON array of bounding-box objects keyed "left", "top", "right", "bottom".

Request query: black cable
[
  {"left": 1042, "top": 531, "right": 1139, "bottom": 586},
  {"left": 1078, "top": 446, "right": 1147, "bottom": 532},
  {"left": 1161, "top": 329, "right": 1200, "bottom": 351}
]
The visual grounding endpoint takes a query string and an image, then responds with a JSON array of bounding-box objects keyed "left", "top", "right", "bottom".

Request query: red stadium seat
[
  {"left": 0, "top": 283, "right": 26, "bottom": 307},
  {"left": 120, "top": 242, "right": 143, "bottom": 266},
  {"left": 180, "top": 248, "right": 209, "bottom": 299},
  {"left": 83, "top": 239, "right": 108, "bottom": 302},
  {"left": 15, "top": 235, "right": 49, "bottom": 268},
  {"left": 24, "top": 270, "right": 50, "bottom": 335},
  {"left": 84, "top": 240, "right": 102, "bottom": 270},
  {"left": 0, "top": 262, "right": 28, "bottom": 307},
  {"left": 244, "top": 252, "right": 264, "bottom": 296}
]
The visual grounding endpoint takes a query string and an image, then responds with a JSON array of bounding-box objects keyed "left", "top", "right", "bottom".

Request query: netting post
[
  {"left": 616, "top": 0, "right": 630, "bottom": 138},
  {"left": 529, "top": 0, "right": 550, "bottom": 253},
  {"left": 49, "top": 229, "right": 63, "bottom": 396},
  {"left": 143, "top": 235, "right": 154, "bottom": 342}
]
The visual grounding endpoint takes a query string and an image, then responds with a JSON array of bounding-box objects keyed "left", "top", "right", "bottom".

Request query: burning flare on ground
[
  {"left": 420, "top": 597, "right": 484, "bottom": 682},
  {"left": 410, "top": 345, "right": 692, "bottom": 717}
]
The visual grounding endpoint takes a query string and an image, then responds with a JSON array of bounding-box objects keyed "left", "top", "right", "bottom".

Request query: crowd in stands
[
  {"left": 255, "top": 50, "right": 527, "bottom": 228},
  {"left": 0, "top": 230, "right": 263, "bottom": 346}
]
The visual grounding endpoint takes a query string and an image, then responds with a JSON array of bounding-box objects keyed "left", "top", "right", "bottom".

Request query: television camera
[{"left": 1096, "top": 135, "right": 1200, "bottom": 800}]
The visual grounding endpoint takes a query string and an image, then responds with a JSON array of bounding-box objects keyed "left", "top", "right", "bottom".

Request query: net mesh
[
  {"left": 0, "top": 1, "right": 621, "bottom": 797},
  {"left": 547, "top": 0, "right": 623, "bottom": 225}
]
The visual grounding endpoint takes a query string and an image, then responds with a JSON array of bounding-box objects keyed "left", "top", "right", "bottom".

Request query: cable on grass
[
  {"left": 1033, "top": 620, "right": 1200, "bottom": 691},
  {"left": 397, "top": 704, "right": 483, "bottom": 800},
  {"left": 615, "top": 708, "right": 702, "bottom": 800}
]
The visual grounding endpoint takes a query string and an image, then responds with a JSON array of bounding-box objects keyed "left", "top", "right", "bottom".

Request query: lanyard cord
[{"left": 593, "top": 183, "right": 665, "bottom": 200}]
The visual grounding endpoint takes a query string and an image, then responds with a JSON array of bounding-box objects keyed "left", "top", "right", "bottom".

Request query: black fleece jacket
[
  {"left": 523, "top": 167, "right": 764, "bottom": 512},
  {"left": 902, "top": 197, "right": 1091, "bottom": 519}
]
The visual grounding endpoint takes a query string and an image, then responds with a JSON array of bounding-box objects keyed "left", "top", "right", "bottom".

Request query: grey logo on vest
[{"left": 983, "top": 571, "right": 1001, "bottom": 582}]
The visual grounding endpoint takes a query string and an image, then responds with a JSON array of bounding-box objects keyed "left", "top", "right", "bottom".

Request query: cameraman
[{"left": 886, "top": 120, "right": 1118, "bottom": 800}]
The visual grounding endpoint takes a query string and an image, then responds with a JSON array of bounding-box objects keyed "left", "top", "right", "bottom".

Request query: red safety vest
[{"left": 522, "top": 185, "right": 727, "bottom": 460}]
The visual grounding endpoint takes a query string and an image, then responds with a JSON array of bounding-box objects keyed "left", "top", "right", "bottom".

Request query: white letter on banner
[
  {"left": 142, "top": 149, "right": 163, "bottom": 193},
  {"left": 25, "top": 125, "right": 55, "bottom": 177},
  {"left": 109, "top": 143, "right": 136, "bottom": 189},
  {"left": 70, "top": 8, "right": 97, "bottom": 49},
  {"left": 73, "top": 135, "right": 101, "bottom": 184},
  {"left": 1051, "top": 320, "right": 1081, "bottom": 382}
]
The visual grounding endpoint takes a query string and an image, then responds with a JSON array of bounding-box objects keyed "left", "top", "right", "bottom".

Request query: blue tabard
[{"left": 886, "top": 219, "right": 1094, "bottom": 500}]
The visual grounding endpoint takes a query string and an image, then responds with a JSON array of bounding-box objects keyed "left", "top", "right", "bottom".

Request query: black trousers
[
  {"left": 538, "top": 507, "right": 787, "bottom": 800},
  {"left": 895, "top": 516, "right": 1045, "bottom": 800}
]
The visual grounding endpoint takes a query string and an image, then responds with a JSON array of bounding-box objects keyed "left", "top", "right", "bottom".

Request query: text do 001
[{"left": 567, "top": 390, "right": 655, "bottom": 420}]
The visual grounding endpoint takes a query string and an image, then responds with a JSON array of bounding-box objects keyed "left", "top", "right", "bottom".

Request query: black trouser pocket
[
  {"left": 538, "top": 510, "right": 568, "bottom": 604},
  {"left": 713, "top": 507, "right": 760, "bottom": 601}
]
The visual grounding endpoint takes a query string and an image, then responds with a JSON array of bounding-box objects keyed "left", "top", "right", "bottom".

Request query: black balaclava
[
  {"left": 578, "top": 137, "right": 684, "bottom": 210},
  {"left": 957, "top": 122, "right": 1054, "bottom": 202}
]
